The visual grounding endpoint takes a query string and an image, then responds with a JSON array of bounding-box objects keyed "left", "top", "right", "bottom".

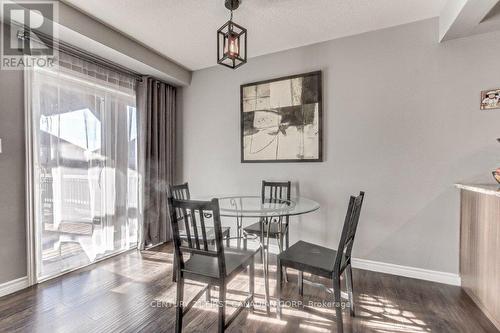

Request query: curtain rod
[
  {"left": 142, "top": 75, "right": 177, "bottom": 89},
  {"left": 18, "top": 29, "right": 143, "bottom": 82}
]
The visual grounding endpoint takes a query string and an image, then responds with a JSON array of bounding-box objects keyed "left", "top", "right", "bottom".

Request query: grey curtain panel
[{"left": 138, "top": 77, "right": 176, "bottom": 249}]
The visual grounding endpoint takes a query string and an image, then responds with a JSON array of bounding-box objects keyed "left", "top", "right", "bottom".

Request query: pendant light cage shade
[{"left": 217, "top": 20, "right": 247, "bottom": 69}]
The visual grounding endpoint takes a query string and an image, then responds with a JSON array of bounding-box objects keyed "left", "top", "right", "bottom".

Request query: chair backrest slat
[
  {"left": 168, "top": 196, "right": 226, "bottom": 278},
  {"left": 261, "top": 180, "right": 291, "bottom": 222},
  {"left": 199, "top": 211, "right": 209, "bottom": 251},
  {"left": 334, "top": 192, "right": 365, "bottom": 274},
  {"left": 169, "top": 183, "right": 191, "bottom": 223},
  {"left": 261, "top": 181, "right": 291, "bottom": 201},
  {"left": 179, "top": 246, "right": 217, "bottom": 257},
  {"left": 170, "top": 182, "right": 190, "bottom": 200},
  {"left": 181, "top": 207, "right": 193, "bottom": 248},
  {"left": 190, "top": 209, "right": 201, "bottom": 250}
]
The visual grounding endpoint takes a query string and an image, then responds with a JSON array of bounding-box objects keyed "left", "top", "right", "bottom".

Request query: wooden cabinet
[{"left": 458, "top": 185, "right": 500, "bottom": 331}]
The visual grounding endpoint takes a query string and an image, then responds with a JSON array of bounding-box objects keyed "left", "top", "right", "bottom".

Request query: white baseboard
[
  {"left": 351, "top": 258, "right": 461, "bottom": 286},
  {"left": 0, "top": 276, "right": 29, "bottom": 298}
]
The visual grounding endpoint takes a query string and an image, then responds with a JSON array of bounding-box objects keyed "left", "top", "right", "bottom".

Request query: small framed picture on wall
[{"left": 480, "top": 88, "right": 500, "bottom": 110}]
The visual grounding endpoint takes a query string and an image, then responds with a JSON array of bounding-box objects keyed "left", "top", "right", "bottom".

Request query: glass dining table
[{"left": 216, "top": 195, "right": 320, "bottom": 311}]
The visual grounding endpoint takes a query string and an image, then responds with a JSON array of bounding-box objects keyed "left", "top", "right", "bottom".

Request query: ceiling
[{"left": 63, "top": 0, "right": 447, "bottom": 71}]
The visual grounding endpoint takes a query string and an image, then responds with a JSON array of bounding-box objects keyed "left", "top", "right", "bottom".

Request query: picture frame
[
  {"left": 240, "top": 71, "right": 323, "bottom": 163},
  {"left": 480, "top": 88, "right": 500, "bottom": 110}
]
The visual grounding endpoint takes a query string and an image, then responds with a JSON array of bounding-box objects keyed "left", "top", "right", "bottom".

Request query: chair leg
[
  {"left": 333, "top": 276, "right": 344, "bottom": 333},
  {"left": 298, "top": 271, "right": 303, "bottom": 297},
  {"left": 175, "top": 276, "right": 184, "bottom": 333},
  {"left": 285, "top": 226, "right": 289, "bottom": 250},
  {"left": 172, "top": 252, "right": 177, "bottom": 283},
  {"left": 218, "top": 284, "right": 226, "bottom": 333},
  {"left": 346, "top": 264, "right": 355, "bottom": 317},
  {"left": 249, "top": 258, "right": 255, "bottom": 311},
  {"left": 276, "top": 232, "right": 288, "bottom": 282},
  {"left": 277, "top": 258, "right": 282, "bottom": 320},
  {"left": 206, "top": 284, "right": 211, "bottom": 302}
]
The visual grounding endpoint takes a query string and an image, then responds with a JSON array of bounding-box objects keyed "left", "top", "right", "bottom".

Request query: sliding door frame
[
  {"left": 24, "top": 64, "right": 140, "bottom": 285},
  {"left": 24, "top": 66, "right": 37, "bottom": 286}
]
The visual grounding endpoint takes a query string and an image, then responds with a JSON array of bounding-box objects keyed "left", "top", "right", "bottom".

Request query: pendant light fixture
[{"left": 217, "top": 0, "right": 247, "bottom": 69}]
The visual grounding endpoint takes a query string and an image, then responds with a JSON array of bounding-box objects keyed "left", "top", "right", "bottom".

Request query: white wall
[
  {"left": 179, "top": 18, "right": 500, "bottom": 274},
  {"left": 0, "top": 69, "right": 26, "bottom": 283}
]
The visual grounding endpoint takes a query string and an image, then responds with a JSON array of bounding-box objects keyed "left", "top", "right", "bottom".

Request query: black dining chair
[
  {"left": 169, "top": 183, "right": 231, "bottom": 282},
  {"left": 168, "top": 197, "right": 258, "bottom": 333},
  {"left": 276, "top": 191, "right": 365, "bottom": 333},
  {"left": 243, "top": 181, "right": 291, "bottom": 254}
]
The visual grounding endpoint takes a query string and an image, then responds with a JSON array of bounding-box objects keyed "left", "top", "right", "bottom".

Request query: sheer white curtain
[{"left": 28, "top": 52, "right": 140, "bottom": 280}]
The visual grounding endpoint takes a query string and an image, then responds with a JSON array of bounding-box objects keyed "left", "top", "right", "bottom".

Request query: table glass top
[{"left": 216, "top": 196, "right": 320, "bottom": 218}]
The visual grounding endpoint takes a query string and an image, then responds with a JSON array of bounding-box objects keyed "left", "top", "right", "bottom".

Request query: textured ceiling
[{"left": 63, "top": 0, "right": 447, "bottom": 71}]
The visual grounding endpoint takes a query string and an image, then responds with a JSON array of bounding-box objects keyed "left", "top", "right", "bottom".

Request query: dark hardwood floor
[{"left": 0, "top": 243, "right": 498, "bottom": 333}]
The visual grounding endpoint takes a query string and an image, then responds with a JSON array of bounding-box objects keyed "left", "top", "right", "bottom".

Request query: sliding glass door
[{"left": 28, "top": 62, "right": 139, "bottom": 281}]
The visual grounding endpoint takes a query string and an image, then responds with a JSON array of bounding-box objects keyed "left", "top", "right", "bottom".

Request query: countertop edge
[{"left": 455, "top": 183, "right": 500, "bottom": 198}]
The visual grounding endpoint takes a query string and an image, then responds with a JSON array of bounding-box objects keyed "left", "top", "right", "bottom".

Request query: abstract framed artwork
[
  {"left": 480, "top": 88, "right": 500, "bottom": 110},
  {"left": 240, "top": 71, "right": 323, "bottom": 163}
]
